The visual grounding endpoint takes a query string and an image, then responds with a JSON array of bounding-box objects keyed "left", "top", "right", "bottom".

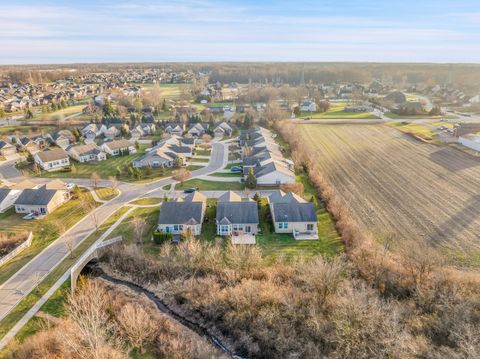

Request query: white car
[{"left": 65, "top": 183, "right": 76, "bottom": 191}]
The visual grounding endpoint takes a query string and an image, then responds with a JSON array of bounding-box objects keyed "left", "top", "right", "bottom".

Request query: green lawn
[
  {"left": 94, "top": 188, "right": 119, "bottom": 201},
  {"left": 130, "top": 197, "right": 163, "bottom": 206},
  {"left": 194, "top": 149, "right": 211, "bottom": 156},
  {"left": 191, "top": 157, "right": 210, "bottom": 163},
  {"left": 199, "top": 199, "right": 217, "bottom": 242},
  {"left": 209, "top": 172, "right": 242, "bottom": 177},
  {"left": 299, "top": 102, "right": 378, "bottom": 119},
  {"left": 0, "top": 125, "right": 57, "bottom": 137},
  {"left": 0, "top": 189, "right": 99, "bottom": 285},
  {"left": 0, "top": 206, "right": 130, "bottom": 345},
  {"left": 256, "top": 195, "right": 341, "bottom": 261},
  {"left": 388, "top": 122, "right": 435, "bottom": 140},
  {"left": 186, "top": 165, "right": 204, "bottom": 171},
  {"left": 177, "top": 179, "right": 244, "bottom": 191},
  {"left": 225, "top": 162, "right": 242, "bottom": 169},
  {"left": 106, "top": 206, "right": 159, "bottom": 247}
]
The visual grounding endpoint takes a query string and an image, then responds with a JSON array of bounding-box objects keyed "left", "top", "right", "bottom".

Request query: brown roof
[
  {"left": 36, "top": 148, "right": 69, "bottom": 162},
  {"left": 104, "top": 139, "right": 131, "bottom": 150}
]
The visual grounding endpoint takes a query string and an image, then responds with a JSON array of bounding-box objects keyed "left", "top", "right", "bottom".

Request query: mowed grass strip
[
  {"left": 94, "top": 188, "right": 119, "bottom": 201},
  {"left": 177, "top": 179, "right": 244, "bottom": 191},
  {"left": 0, "top": 189, "right": 99, "bottom": 285}
]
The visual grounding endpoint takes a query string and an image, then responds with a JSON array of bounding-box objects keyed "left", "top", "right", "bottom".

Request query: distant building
[{"left": 300, "top": 100, "right": 316, "bottom": 112}]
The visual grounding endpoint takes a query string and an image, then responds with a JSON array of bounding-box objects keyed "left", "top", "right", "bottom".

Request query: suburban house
[
  {"left": 458, "top": 134, "right": 480, "bottom": 152},
  {"left": 239, "top": 127, "right": 295, "bottom": 186},
  {"left": 164, "top": 123, "right": 184, "bottom": 136},
  {"left": 68, "top": 143, "right": 107, "bottom": 163},
  {"left": 187, "top": 123, "right": 208, "bottom": 137},
  {"left": 179, "top": 137, "right": 196, "bottom": 149},
  {"left": 213, "top": 122, "right": 233, "bottom": 138},
  {"left": 17, "top": 136, "right": 40, "bottom": 154},
  {"left": 0, "top": 187, "right": 22, "bottom": 212},
  {"left": 104, "top": 126, "right": 120, "bottom": 140},
  {"left": 34, "top": 148, "right": 70, "bottom": 172},
  {"left": 47, "top": 130, "right": 74, "bottom": 149},
  {"left": 215, "top": 191, "right": 259, "bottom": 244},
  {"left": 14, "top": 183, "right": 71, "bottom": 215},
  {"left": 0, "top": 140, "right": 17, "bottom": 157},
  {"left": 267, "top": 191, "right": 318, "bottom": 240},
  {"left": 101, "top": 139, "right": 135, "bottom": 156},
  {"left": 132, "top": 136, "right": 191, "bottom": 168},
  {"left": 157, "top": 192, "right": 207, "bottom": 236},
  {"left": 254, "top": 161, "right": 295, "bottom": 185},
  {"left": 300, "top": 100, "right": 317, "bottom": 112}
]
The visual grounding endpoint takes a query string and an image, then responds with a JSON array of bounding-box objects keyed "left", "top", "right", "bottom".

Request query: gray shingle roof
[
  {"left": 14, "top": 185, "right": 58, "bottom": 206},
  {"left": 216, "top": 201, "right": 259, "bottom": 224},
  {"left": 0, "top": 188, "right": 11, "bottom": 203},
  {"left": 271, "top": 202, "right": 316, "bottom": 222},
  {"left": 158, "top": 201, "right": 203, "bottom": 225}
]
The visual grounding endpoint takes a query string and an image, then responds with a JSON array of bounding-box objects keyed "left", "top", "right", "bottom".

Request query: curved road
[{"left": 0, "top": 142, "right": 228, "bottom": 321}]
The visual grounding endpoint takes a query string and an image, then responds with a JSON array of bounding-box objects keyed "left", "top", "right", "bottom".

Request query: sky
[{"left": 1, "top": 0, "right": 480, "bottom": 64}]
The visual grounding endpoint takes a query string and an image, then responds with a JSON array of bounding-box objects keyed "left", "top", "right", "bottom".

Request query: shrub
[{"left": 153, "top": 231, "right": 173, "bottom": 244}]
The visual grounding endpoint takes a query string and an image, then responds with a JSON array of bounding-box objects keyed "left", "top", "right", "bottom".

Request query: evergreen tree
[{"left": 245, "top": 168, "right": 257, "bottom": 189}]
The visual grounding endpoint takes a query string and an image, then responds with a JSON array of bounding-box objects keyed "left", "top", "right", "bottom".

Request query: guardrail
[{"left": 0, "top": 232, "right": 33, "bottom": 267}]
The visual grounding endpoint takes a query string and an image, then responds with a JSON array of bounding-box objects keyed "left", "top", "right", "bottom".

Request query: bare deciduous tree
[
  {"left": 173, "top": 169, "right": 192, "bottom": 185},
  {"left": 131, "top": 216, "right": 147, "bottom": 246},
  {"left": 90, "top": 172, "right": 100, "bottom": 188}
]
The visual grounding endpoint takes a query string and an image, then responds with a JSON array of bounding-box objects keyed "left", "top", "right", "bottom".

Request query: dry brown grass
[
  {"left": 6, "top": 279, "right": 221, "bottom": 359},
  {"left": 0, "top": 232, "right": 29, "bottom": 257}
]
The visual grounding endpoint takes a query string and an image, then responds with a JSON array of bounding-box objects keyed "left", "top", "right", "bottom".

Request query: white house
[
  {"left": 34, "top": 148, "right": 70, "bottom": 172},
  {"left": 0, "top": 187, "right": 22, "bottom": 213},
  {"left": 254, "top": 161, "right": 295, "bottom": 185},
  {"left": 68, "top": 143, "right": 107, "bottom": 163},
  {"left": 101, "top": 139, "right": 135, "bottom": 156},
  {"left": 300, "top": 100, "right": 317, "bottom": 112},
  {"left": 268, "top": 191, "right": 318, "bottom": 240},
  {"left": 14, "top": 184, "right": 71, "bottom": 215},
  {"left": 458, "top": 134, "right": 480, "bottom": 152}
]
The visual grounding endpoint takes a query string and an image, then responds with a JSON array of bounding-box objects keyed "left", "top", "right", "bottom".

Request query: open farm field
[{"left": 298, "top": 123, "right": 480, "bottom": 260}]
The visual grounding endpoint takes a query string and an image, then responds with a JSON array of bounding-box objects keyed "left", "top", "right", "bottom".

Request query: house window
[
  {"left": 245, "top": 226, "right": 251, "bottom": 233},
  {"left": 279, "top": 222, "right": 288, "bottom": 229},
  {"left": 220, "top": 225, "right": 230, "bottom": 234},
  {"left": 173, "top": 224, "right": 183, "bottom": 232},
  {"left": 307, "top": 224, "right": 314, "bottom": 231}
]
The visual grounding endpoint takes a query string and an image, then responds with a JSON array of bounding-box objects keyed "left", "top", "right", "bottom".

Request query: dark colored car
[{"left": 183, "top": 188, "right": 197, "bottom": 193}]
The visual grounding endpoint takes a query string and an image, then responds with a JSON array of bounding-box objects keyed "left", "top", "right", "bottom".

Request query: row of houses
[
  {"left": 34, "top": 139, "right": 135, "bottom": 171},
  {"left": 133, "top": 135, "right": 193, "bottom": 168},
  {"left": 0, "top": 179, "right": 71, "bottom": 215},
  {"left": 239, "top": 127, "right": 295, "bottom": 186},
  {"left": 165, "top": 121, "right": 233, "bottom": 138},
  {"left": 157, "top": 190, "right": 318, "bottom": 243}
]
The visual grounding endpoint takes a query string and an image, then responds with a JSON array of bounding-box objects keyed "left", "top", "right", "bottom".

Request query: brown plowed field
[{"left": 299, "top": 123, "right": 480, "bottom": 252}]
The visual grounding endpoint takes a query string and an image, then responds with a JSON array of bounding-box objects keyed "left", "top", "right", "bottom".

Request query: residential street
[{"left": 0, "top": 141, "right": 228, "bottom": 322}]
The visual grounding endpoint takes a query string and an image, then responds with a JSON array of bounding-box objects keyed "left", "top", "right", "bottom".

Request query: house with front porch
[
  {"left": 216, "top": 191, "right": 259, "bottom": 244},
  {"left": 157, "top": 192, "right": 207, "bottom": 236},
  {"left": 267, "top": 191, "right": 318, "bottom": 240}
]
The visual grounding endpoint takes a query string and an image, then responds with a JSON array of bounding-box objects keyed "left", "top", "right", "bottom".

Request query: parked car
[
  {"left": 230, "top": 166, "right": 242, "bottom": 173},
  {"left": 65, "top": 183, "right": 76, "bottom": 191},
  {"left": 23, "top": 213, "right": 38, "bottom": 220},
  {"left": 183, "top": 188, "right": 196, "bottom": 193}
]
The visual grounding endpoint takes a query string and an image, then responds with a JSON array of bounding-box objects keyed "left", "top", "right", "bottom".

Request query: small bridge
[{"left": 70, "top": 236, "right": 122, "bottom": 291}]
